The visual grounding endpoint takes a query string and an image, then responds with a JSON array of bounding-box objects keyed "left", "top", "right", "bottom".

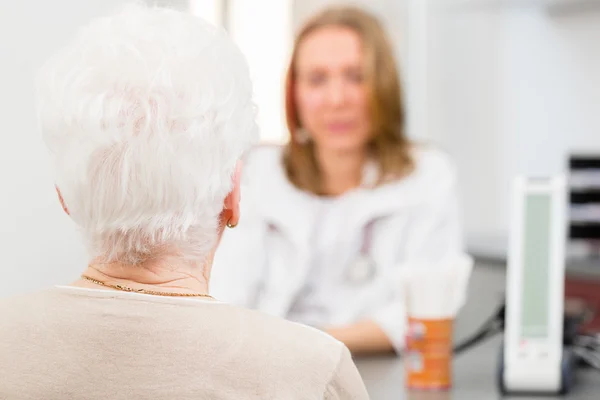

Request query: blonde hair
[{"left": 283, "top": 6, "right": 413, "bottom": 195}]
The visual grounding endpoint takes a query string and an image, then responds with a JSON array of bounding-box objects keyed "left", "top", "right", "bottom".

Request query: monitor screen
[{"left": 520, "top": 193, "right": 552, "bottom": 339}]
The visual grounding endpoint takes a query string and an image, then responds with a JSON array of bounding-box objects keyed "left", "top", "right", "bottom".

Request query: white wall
[
  {"left": 0, "top": 1, "right": 128, "bottom": 297},
  {"left": 189, "top": 0, "right": 224, "bottom": 26},
  {"left": 229, "top": 0, "right": 294, "bottom": 144},
  {"left": 428, "top": 5, "right": 507, "bottom": 257},
  {"left": 500, "top": 9, "right": 600, "bottom": 177},
  {"left": 190, "top": 0, "right": 294, "bottom": 144},
  {"left": 431, "top": 3, "right": 600, "bottom": 258}
]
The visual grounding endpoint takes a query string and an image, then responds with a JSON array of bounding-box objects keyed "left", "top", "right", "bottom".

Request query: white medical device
[{"left": 498, "top": 176, "right": 575, "bottom": 395}]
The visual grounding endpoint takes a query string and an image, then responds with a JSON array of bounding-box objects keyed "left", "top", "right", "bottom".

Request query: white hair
[{"left": 36, "top": 3, "right": 258, "bottom": 264}]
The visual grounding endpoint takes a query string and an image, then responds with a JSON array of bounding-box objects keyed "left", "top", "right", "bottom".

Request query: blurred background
[{"left": 1, "top": 0, "right": 599, "bottom": 303}]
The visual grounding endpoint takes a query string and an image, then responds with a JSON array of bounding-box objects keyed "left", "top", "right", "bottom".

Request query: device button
[{"left": 519, "top": 351, "right": 528, "bottom": 358}]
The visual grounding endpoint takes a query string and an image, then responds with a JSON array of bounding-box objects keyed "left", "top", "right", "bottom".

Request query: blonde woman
[
  {"left": 0, "top": 5, "right": 369, "bottom": 399},
  {"left": 212, "top": 6, "right": 464, "bottom": 355}
]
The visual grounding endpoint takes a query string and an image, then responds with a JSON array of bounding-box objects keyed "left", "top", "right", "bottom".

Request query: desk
[{"left": 355, "top": 263, "right": 600, "bottom": 400}]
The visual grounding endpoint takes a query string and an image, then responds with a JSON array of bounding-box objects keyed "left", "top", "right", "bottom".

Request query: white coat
[{"left": 211, "top": 144, "right": 464, "bottom": 351}]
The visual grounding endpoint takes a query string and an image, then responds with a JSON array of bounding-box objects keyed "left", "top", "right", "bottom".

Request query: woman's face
[{"left": 294, "top": 26, "right": 371, "bottom": 154}]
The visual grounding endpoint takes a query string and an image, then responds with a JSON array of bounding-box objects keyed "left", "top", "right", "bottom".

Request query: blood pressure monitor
[{"left": 498, "top": 176, "right": 576, "bottom": 395}]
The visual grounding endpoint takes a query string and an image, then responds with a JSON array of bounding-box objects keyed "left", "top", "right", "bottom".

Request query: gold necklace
[{"left": 81, "top": 275, "right": 214, "bottom": 299}]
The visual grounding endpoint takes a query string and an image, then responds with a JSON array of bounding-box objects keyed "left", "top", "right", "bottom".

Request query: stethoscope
[
  {"left": 344, "top": 219, "right": 378, "bottom": 284},
  {"left": 267, "top": 196, "right": 380, "bottom": 287},
  {"left": 307, "top": 190, "right": 380, "bottom": 285}
]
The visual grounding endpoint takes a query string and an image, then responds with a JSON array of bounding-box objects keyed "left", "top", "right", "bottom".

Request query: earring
[
  {"left": 294, "top": 127, "right": 310, "bottom": 145},
  {"left": 226, "top": 219, "right": 237, "bottom": 229}
]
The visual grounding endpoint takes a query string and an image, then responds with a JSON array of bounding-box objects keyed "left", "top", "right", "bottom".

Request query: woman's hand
[{"left": 326, "top": 320, "right": 396, "bottom": 355}]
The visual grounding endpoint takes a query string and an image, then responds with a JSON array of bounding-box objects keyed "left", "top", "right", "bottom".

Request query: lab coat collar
[{"left": 244, "top": 145, "right": 447, "bottom": 241}]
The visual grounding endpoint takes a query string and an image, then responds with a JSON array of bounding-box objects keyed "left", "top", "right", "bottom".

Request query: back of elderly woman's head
[{"left": 36, "top": 4, "right": 258, "bottom": 264}]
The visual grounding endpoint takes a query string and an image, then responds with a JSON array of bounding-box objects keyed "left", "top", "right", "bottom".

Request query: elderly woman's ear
[
  {"left": 221, "top": 162, "right": 242, "bottom": 229},
  {"left": 55, "top": 186, "right": 69, "bottom": 216}
]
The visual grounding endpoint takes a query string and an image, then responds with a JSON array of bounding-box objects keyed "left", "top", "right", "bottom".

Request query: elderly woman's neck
[{"left": 80, "top": 255, "right": 212, "bottom": 296}]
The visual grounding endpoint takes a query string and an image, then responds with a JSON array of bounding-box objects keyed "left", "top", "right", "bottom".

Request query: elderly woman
[{"left": 0, "top": 5, "right": 368, "bottom": 400}]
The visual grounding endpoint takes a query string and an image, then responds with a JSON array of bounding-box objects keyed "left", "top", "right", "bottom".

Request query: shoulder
[
  {"left": 409, "top": 144, "right": 457, "bottom": 187},
  {"left": 0, "top": 289, "right": 58, "bottom": 312},
  {"left": 0, "top": 289, "right": 62, "bottom": 336},
  {"left": 221, "top": 304, "right": 348, "bottom": 374},
  {"left": 363, "top": 144, "right": 458, "bottom": 210},
  {"left": 323, "top": 345, "right": 370, "bottom": 399},
  {"left": 227, "top": 303, "right": 344, "bottom": 356},
  {"left": 209, "top": 304, "right": 365, "bottom": 396}
]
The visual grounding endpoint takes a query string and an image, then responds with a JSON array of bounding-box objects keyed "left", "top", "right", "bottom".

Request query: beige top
[{"left": 0, "top": 286, "right": 369, "bottom": 400}]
